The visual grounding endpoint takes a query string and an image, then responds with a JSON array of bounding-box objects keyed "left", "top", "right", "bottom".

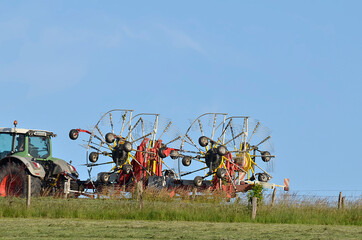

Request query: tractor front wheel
[{"left": 0, "top": 162, "right": 41, "bottom": 197}]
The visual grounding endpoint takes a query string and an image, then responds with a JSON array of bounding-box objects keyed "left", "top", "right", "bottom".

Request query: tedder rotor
[
  {"left": 174, "top": 113, "right": 289, "bottom": 198},
  {"left": 69, "top": 109, "right": 181, "bottom": 196}
]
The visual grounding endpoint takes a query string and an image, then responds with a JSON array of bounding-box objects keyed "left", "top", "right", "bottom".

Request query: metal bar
[
  {"left": 131, "top": 132, "right": 152, "bottom": 144},
  {"left": 186, "top": 134, "right": 203, "bottom": 153},
  {"left": 181, "top": 167, "right": 208, "bottom": 177},
  {"left": 255, "top": 136, "right": 271, "bottom": 147},
  {"left": 211, "top": 114, "right": 217, "bottom": 140},
  {"left": 224, "top": 131, "right": 245, "bottom": 146},
  {"left": 165, "top": 136, "right": 181, "bottom": 146},
  {"left": 160, "top": 159, "right": 179, "bottom": 178},
  {"left": 110, "top": 112, "right": 114, "bottom": 134},
  {"left": 198, "top": 119, "right": 204, "bottom": 136},
  {"left": 120, "top": 110, "right": 128, "bottom": 136},
  {"left": 248, "top": 122, "right": 260, "bottom": 143},
  {"left": 158, "top": 121, "right": 172, "bottom": 140}
]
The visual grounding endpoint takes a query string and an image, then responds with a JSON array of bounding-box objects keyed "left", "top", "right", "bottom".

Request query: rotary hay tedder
[{"left": 69, "top": 109, "right": 289, "bottom": 199}]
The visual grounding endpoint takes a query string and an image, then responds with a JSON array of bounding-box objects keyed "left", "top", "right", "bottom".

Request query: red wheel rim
[{"left": 0, "top": 174, "right": 23, "bottom": 197}]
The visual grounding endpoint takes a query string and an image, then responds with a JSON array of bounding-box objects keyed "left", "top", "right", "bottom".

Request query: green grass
[
  {"left": 0, "top": 195, "right": 360, "bottom": 226},
  {"left": 0, "top": 218, "right": 361, "bottom": 240}
]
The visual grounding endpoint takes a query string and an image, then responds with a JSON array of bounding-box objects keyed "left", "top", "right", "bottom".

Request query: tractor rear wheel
[{"left": 0, "top": 162, "right": 41, "bottom": 197}]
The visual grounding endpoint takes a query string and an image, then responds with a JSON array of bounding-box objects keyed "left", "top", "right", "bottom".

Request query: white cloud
[{"left": 161, "top": 26, "right": 203, "bottom": 53}]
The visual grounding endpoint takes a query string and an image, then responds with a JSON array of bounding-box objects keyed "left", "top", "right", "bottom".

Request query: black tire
[
  {"left": 99, "top": 172, "right": 110, "bottom": 183},
  {"left": 170, "top": 150, "right": 179, "bottom": 159},
  {"left": 198, "top": 136, "right": 208, "bottom": 147},
  {"left": 194, "top": 176, "right": 203, "bottom": 187},
  {"left": 261, "top": 151, "right": 271, "bottom": 162},
  {"left": 182, "top": 156, "right": 192, "bottom": 166},
  {"left": 69, "top": 129, "right": 79, "bottom": 140},
  {"left": 89, "top": 152, "right": 99, "bottom": 163},
  {"left": 158, "top": 147, "right": 167, "bottom": 158},
  {"left": 123, "top": 141, "right": 133, "bottom": 152},
  {"left": 105, "top": 133, "right": 115, "bottom": 143},
  {"left": 216, "top": 168, "right": 226, "bottom": 178},
  {"left": 0, "top": 162, "right": 41, "bottom": 197},
  {"left": 258, "top": 173, "right": 269, "bottom": 182},
  {"left": 217, "top": 145, "right": 227, "bottom": 156},
  {"left": 122, "top": 164, "right": 132, "bottom": 174}
]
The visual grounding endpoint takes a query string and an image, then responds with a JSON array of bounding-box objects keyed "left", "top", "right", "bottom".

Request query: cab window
[
  {"left": 15, "top": 134, "right": 25, "bottom": 152},
  {"left": 0, "top": 133, "right": 12, "bottom": 159},
  {"left": 28, "top": 136, "right": 50, "bottom": 159}
]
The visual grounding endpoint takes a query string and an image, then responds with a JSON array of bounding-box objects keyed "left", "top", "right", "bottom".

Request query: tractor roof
[{"left": 0, "top": 128, "right": 56, "bottom": 137}]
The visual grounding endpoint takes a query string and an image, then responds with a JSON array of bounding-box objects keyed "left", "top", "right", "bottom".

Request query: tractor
[{"left": 0, "top": 121, "right": 80, "bottom": 197}]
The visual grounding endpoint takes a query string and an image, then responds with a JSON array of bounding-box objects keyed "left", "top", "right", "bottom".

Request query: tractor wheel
[
  {"left": 0, "top": 162, "right": 41, "bottom": 197},
  {"left": 69, "top": 129, "right": 79, "bottom": 140},
  {"left": 194, "top": 176, "right": 203, "bottom": 187}
]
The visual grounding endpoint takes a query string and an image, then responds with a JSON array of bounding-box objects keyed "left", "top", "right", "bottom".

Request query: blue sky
[{"left": 0, "top": 1, "right": 361, "bottom": 197}]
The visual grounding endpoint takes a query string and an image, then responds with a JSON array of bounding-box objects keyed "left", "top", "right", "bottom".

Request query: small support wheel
[
  {"left": 99, "top": 172, "right": 110, "bottom": 184},
  {"left": 105, "top": 133, "right": 115, "bottom": 144},
  {"left": 123, "top": 141, "right": 133, "bottom": 152},
  {"left": 261, "top": 151, "right": 271, "bottom": 162},
  {"left": 122, "top": 164, "right": 132, "bottom": 174},
  {"left": 89, "top": 152, "right": 99, "bottom": 163},
  {"left": 198, "top": 136, "right": 208, "bottom": 147},
  {"left": 258, "top": 173, "right": 269, "bottom": 182},
  {"left": 182, "top": 156, "right": 192, "bottom": 166},
  {"left": 170, "top": 150, "right": 179, "bottom": 159},
  {"left": 216, "top": 168, "right": 226, "bottom": 178},
  {"left": 217, "top": 145, "right": 227, "bottom": 156},
  {"left": 194, "top": 176, "right": 203, "bottom": 187},
  {"left": 69, "top": 129, "right": 79, "bottom": 140}
]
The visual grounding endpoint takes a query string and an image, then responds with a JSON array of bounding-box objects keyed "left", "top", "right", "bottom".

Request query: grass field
[
  {"left": 0, "top": 218, "right": 361, "bottom": 240},
  {"left": 0, "top": 195, "right": 360, "bottom": 226},
  {"left": 0, "top": 191, "right": 360, "bottom": 239}
]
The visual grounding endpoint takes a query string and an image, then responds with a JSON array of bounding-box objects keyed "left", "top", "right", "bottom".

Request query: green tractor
[{"left": 0, "top": 121, "right": 79, "bottom": 197}]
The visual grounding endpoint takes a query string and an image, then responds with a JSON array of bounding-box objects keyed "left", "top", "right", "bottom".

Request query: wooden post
[
  {"left": 341, "top": 196, "right": 345, "bottom": 209},
  {"left": 26, "top": 175, "right": 31, "bottom": 207},
  {"left": 137, "top": 181, "right": 143, "bottom": 210},
  {"left": 271, "top": 188, "right": 276, "bottom": 207},
  {"left": 64, "top": 179, "right": 70, "bottom": 199},
  {"left": 192, "top": 187, "right": 197, "bottom": 201},
  {"left": 338, "top": 192, "right": 342, "bottom": 209},
  {"left": 251, "top": 197, "right": 257, "bottom": 220}
]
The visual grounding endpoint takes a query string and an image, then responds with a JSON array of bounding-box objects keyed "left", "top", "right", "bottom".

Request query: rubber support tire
[
  {"left": 194, "top": 176, "right": 203, "bottom": 187},
  {"left": 69, "top": 129, "right": 79, "bottom": 140},
  {"left": 182, "top": 156, "right": 192, "bottom": 166}
]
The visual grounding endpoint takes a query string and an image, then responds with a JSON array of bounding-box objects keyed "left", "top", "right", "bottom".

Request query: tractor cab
[{"left": 0, "top": 128, "right": 55, "bottom": 160}]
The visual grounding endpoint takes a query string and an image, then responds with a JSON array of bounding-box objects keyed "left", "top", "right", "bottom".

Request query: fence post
[
  {"left": 251, "top": 197, "right": 257, "bottom": 220},
  {"left": 137, "top": 180, "right": 143, "bottom": 210},
  {"left": 271, "top": 188, "right": 276, "bottom": 207},
  {"left": 341, "top": 196, "right": 345, "bottom": 209},
  {"left": 27, "top": 175, "right": 31, "bottom": 207},
  {"left": 64, "top": 179, "right": 70, "bottom": 199},
  {"left": 338, "top": 192, "right": 342, "bottom": 209},
  {"left": 192, "top": 187, "right": 197, "bottom": 201}
]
